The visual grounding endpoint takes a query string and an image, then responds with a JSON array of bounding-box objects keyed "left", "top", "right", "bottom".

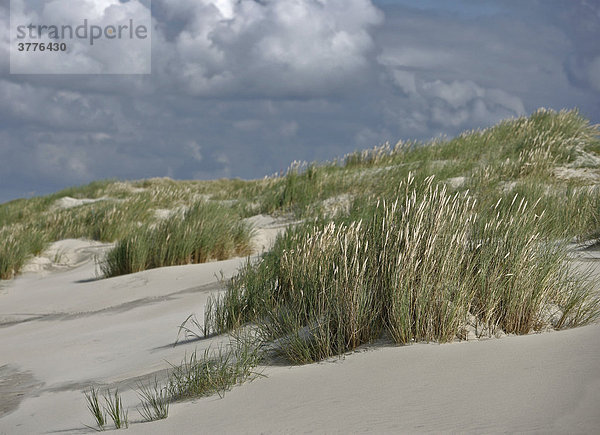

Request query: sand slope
[
  {"left": 0, "top": 240, "right": 599, "bottom": 434},
  {"left": 0, "top": 240, "right": 247, "bottom": 434},
  {"left": 130, "top": 324, "right": 600, "bottom": 435}
]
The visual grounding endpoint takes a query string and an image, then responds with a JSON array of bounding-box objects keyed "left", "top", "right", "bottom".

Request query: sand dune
[
  {"left": 129, "top": 324, "right": 600, "bottom": 434},
  {"left": 0, "top": 237, "right": 599, "bottom": 434},
  {"left": 0, "top": 241, "right": 246, "bottom": 434}
]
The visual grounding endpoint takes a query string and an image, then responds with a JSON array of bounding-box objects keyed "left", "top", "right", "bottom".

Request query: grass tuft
[
  {"left": 84, "top": 386, "right": 106, "bottom": 431},
  {"left": 137, "top": 378, "right": 169, "bottom": 422},
  {"left": 104, "top": 389, "right": 128, "bottom": 429},
  {"left": 205, "top": 174, "right": 600, "bottom": 363},
  {"left": 167, "top": 334, "right": 263, "bottom": 400},
  {"left": 101, "top": 201, "right": 253, "bottom": 277}
]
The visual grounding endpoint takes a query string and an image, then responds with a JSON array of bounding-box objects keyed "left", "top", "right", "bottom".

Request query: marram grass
[
  {"left": 84, "top": 333, "right": 262, "bottom": 428},
  {"left": 101, "top": 200, "right": 253, "bottom": 277},
  {"left": 205, "top": 174, "right": 600, "bottom": 363},
  {"left": 84, "top": 387, "right": 128, "bottom": 430}
]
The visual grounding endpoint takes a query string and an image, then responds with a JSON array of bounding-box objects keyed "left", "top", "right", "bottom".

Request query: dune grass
[
  {"left": 104, "top": 389, "right": 128, "bottom": 429},
  {"left": 84, "top": 334, "right": 262, "bottom": 429},
  {"left": 0, "top": 179, "right": 258, "bottom": 279},
  {"left": 84, "top": 387, "right": 128, "bottom": 430},
  {"left": 3, "top": 109, "right": 599, "bottom": 280},
  {"left": 137, "top": 379, "right": 169, "bottom": 422},
  {"left": 0, "top": 227, "right": 46, "bottom": 279},
  {"left": 204, "top": 174, "right": 600, "bottom": 363},
  {"left": 195, "top": 110, "right": 600, "bottom": 363},
  {"left": 167, "top": 334, "right": 262, "bottom": 401},
  {"left": 84, "top": 387, "right": 106, "bottom": 431},
  {"left": 101, "top": 201, "right": 253, "bottom": 277}
]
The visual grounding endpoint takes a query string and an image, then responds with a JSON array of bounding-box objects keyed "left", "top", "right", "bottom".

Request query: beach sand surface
[{"left": 0, "top": 239, "right": 599, "bottom": 434}]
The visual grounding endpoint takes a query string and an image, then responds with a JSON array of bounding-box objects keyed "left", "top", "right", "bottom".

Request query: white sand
[
  {"left": 19, "top": 239, "right": 113, "bottom": 274},
  {"left": 53, "top": 197, "right": 108, "bottom": 210},
  {"left": 243, "top": 214, "right": 293, "bottom": 254},
  {"left": 130, "top": 325, "right": 600, "bottom": 434},
  {"left": 446, "top": 176, "right": 466, "bottom": 189},
  {"left": 0, "top": 248, "right": 246, "bottom": 434},
  {"left": 0, "top": 238, "right": 599, "bottom": 434}
]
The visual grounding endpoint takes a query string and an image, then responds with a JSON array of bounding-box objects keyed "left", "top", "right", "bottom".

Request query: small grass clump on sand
[
  {"left": 84, "top": 334, "right": 262, "bottom": 427},
  {"left": 84, "top": 386, "right": 106, "bottom": 431},
  {"left": 204, "top": 174, "right": 600, "bottom": 363},
  {"left": 101, "top": 201, "right": 253, "bottom": 277},
  {"left": 84, "top": 387, "right": 128, "bottom": 430},
  {"left": 104, "top": 389, "right": 128, "bottom": 429},
  {"left": 137, "top": 379, "right": 170, "bottom": 422},
  {"left": 167, "top": 334, "right": 263, "bottom": 401}
]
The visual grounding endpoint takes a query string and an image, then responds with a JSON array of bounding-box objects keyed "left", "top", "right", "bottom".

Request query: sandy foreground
[{"left": 0, "top": 223, "right": 599, "bottom": 434}]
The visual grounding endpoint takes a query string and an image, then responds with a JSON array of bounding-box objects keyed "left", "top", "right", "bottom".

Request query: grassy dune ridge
[
  {"left": 200, "top": 108, "right": 600, "bottom": 363},
  {"left": 1, "top": 108, "right": 599, "bottom": 281},
  {"left": 0, "top": 180, "right": 255, "bottom": 279}
]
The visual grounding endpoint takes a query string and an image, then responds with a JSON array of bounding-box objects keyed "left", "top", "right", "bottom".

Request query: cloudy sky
[{"left": 1, "top": 0, "right": 599, "bottom": 203}]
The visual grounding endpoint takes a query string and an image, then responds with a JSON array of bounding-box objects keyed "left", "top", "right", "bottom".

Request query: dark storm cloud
[{"left": 0, "top": 0, "right": 598, "bottom": 203}]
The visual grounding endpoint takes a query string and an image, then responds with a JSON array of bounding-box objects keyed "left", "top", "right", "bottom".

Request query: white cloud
[
  {"left": 378, "top": 47, "right": 454, "bottom": 70},
  {"left": 422, "top": 80, "right": 484, "bottom": 110},
  {"left": 9, "top": 0, "right": 151, "bottom": 74},
  {"left": 0, "top": 79, "right": 120, "bottom": 130},
  {"left": 0, "top": 3, "right": 10, "bottom": 71},
  {"left": 185, "top": 140, "right": 203, "bottom": 162},
  {"left": 233, "top": 119, "right": 263, "bottom": 132},
  {"left": 391, "top": 70, "right": 417, "bottom": 96},
  {"left": 354, "top": 127, "right": 391, "bottom": 148},
  {"left": 422, "top": 79, "right": 525, "bottom": 126},
  {"left": 383, "top": 70, "right": 526, "bottom": 130},
  {"left": 153, "top": 0, "right": 383, "bottom": 96},
  {"left": 34, "top": 142, "right": 90, "bottom": 180}
]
